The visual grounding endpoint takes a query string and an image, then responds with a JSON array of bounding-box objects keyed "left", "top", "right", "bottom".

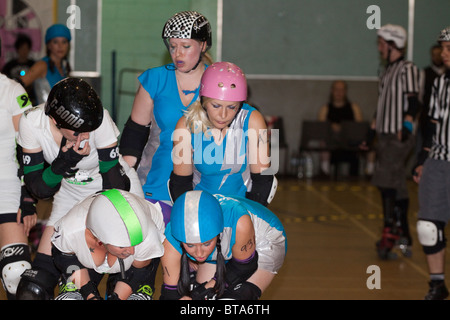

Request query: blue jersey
[
  {"left": 192, "top": 104, "right": 255, "bottom": 197},
  {"left": 165, "top": 194, "right": 286, "bottom": 273},
  {"left": 34, "top": 57, "right": 68, "bottom": 104},
  {"left": 42, "top": 56, "right": 67, "bottom": 87},
  {"left": 137, "top": 64, "right": 201, "bottom": 201}
]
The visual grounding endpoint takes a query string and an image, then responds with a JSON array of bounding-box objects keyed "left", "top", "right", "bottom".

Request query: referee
[
  {"left": 413, "top": 26, "right": 450, "bottom": 300},
  {"left": 370, "top": 24, "right": 420, "bottom": 260}
]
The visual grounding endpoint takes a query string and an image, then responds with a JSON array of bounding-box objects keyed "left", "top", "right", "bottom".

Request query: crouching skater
[
  {"left": 48, "top": 189, "right": 165, "bottom": 300},
  {"left": 160, "top": 190, "right": 287, "bottom": 300}
]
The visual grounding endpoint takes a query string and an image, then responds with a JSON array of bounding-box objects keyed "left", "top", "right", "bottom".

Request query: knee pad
[
  {"left": 417, "top": 219, "right": 447, "bottom": 254},
  {"left": 220, "top": 281, "right": 262, "bottom": 300},
  {"left": 16, "top": 268, "right": 57, "bottom": 300},
  {"left": 0, "top": 243, "right": 31, "bottom": 297},
  {"left": 16, "top": 252, "right": 60, "bottom": 300}
]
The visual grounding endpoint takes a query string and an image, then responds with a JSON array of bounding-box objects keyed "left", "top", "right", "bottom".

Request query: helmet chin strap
[{"left": 176, "top": 42, "right": 207, "bottom": 74}]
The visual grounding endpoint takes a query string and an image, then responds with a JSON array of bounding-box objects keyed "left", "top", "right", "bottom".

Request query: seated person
[{"left": 318, "top": 80, "right": 368, "bottom": 177}]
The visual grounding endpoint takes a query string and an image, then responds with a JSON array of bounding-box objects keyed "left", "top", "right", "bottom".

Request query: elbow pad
[
  {"left": 225, "top": 251, "right": 259, "bottom": 287},
  {"left": 24, "top": 170, "right": 61, "bottom": 200},
  {"left": 246, "top": 173, "right": 278, "bottom": 206},
  {"left": 406, "top": 95, "right": 420, "bottom": 118},
  {"left": 168, "top": 171, "right": 193, "bottom": 202},
  {"left": 98, "top": 145, "right": 130, "bottom": 190},
  {"left": 119, "top": 116, "right": 151, "bottom": 165},
  {"left": 422, "top": 119, "right": 437, "bottom": 149},
  {"left": 23, "top": 151, "right": 61, "bottom": 199},
  {"left": 100, "top": 162, "right": 130, "bottom": 191}
]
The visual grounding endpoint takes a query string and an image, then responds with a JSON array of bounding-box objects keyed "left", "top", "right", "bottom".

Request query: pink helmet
[{"left": 200, "top": 62, "right": 247, "bottom": 101}]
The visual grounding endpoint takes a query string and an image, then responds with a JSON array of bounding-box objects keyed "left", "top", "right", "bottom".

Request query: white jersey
[
  {"left": 51, "top": 194, "right": 165, "bottom": 273},
  {"left": 17, "top": 105, "right": 144, "bottom": 225},
  {"left": 0, "top": 73, "right": 32, "bottom": 214}
]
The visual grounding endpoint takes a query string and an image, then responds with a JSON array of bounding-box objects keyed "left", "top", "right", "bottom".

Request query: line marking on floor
[{"left": 306, "top": 184, "right": 428, "bottom": 279}]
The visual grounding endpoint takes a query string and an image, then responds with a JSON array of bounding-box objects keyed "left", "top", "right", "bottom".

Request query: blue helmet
[
  {"left": 171, "top": 191, "right": 223, "bottom": 243},
  {"left": 45, "top": 24, "right": 71, "bottom": 43}
]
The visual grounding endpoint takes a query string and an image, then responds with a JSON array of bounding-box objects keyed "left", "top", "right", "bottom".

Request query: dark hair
[
  {"left": 177, "top": 245, "right": 192, "bottom": 296},
  {"left": 213, "top": 237, "right": 226, "bottom": 296},
  {"left": 15, "top": 34, "right": 32, "bottom": 51},
  {"left": 45, "top": 46, "right": 72, "bottom": 75},
  {"left": 177, "top": 236, "right": 227, "bottom": 298},
  {"left": 328, "top": 80, "right": 350, "bottom": 105}
]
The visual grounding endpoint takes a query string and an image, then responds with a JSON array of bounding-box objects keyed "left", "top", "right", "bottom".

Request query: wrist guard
[
  {"left": 169, "top": 171, "right": 193, "bottom": 202},
  {"left": 246, "top": 173, "right": 277, "bottom": 206},
  {"left": 20, "top": 185, "right": 36, "bottom": 221}
]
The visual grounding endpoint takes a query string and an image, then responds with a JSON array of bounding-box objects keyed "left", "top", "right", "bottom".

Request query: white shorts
[
  {"left": 0, "top": 177, "right": 20, "bottom": 215},
  {"left": 48, "top": 160, "right": 144, "bottom": 226}
]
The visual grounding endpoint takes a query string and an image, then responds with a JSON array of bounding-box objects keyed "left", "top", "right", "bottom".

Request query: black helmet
[
  {"left": 162, "top": 11, "right": 212, "bottom": 51},
  {"left": 44, "top": 78, "right": 103, "bottom": 132}
]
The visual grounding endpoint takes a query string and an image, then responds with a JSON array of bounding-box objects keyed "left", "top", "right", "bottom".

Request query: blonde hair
[{"left": 184, "top": 97, "right": 213, "bottom": 135}]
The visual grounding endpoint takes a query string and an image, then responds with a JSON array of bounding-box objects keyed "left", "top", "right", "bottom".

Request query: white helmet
[
  {"left": 377, "top": 24, "right": 407, "bottom": 49},
  {"left": 86, "top": 189, "right": 155, "bottom": 247},
  {"left": 438, "top": 27, "right": 450, "bottom": 42}
]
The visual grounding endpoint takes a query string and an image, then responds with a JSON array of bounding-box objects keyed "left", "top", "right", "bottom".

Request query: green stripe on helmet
[{"left": 101, "top": 189, "right": 143, "bottom": 246}]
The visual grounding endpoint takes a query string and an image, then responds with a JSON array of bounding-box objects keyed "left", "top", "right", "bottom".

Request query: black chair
[
  {"left": 340, "top": 121, "right": 370, "bottom": 151},
  {"left": 299, "top": 121, "right": 332, "bottom": 152}
]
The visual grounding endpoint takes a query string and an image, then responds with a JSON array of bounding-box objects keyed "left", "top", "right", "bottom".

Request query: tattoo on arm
[
  {"left": 241, "top": 238, "right": 254, "bottom": 252},
  {"left": 258, "top": 129, "right": 268, "bottom": 146},
  {"left": 163, "top": 266, "right": 171, "bottom": 278}
]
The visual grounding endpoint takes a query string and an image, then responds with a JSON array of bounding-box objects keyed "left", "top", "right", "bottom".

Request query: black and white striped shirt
[
  {"left": 375, "top": 58, "right": 420, "bottom": 134},
  {"left": 429, "top": 72, "right": 450, "bottom": 160}
]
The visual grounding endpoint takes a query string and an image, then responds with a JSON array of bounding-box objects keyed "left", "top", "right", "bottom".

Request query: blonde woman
[{"left": 170, "top": 61, "right": 277, "bottom": 206}]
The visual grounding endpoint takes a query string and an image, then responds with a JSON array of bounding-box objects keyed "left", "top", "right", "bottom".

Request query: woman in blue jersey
[
  {"left": 169, "top": 61, "right": 277, "bottom": 206},
  {"left": 160, "top": 190, "right": 286, "bottom": 300},
  {"left": 119, "top": 11, "right": 213, "bottom": 225},
  {"left": 19, "top": 24, "right": 71, "bottom": 104}
]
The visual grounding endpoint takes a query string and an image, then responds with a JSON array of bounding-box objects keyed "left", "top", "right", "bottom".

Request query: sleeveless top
[
  {"left": 137, "top": 64, "right": 203, "bottom": 201},
  {"left": 326, "top": 101, "right": 355, "bottom": 123},
  {"left": 34, "top": 56, "right": 67, "bottom": 104},
  {"left": 165, "top": 194, "right": 287, "bottom": 273},
  {"left": 192, "top": 103, "right": 255, "bottom": 197}
]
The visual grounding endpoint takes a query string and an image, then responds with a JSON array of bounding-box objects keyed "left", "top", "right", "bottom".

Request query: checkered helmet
[
  {"left": 438, "top": 27, "right": 450, "bottom": 42},
  {"left": 162, "top": 11, "right": 212, "bottom": 50}
]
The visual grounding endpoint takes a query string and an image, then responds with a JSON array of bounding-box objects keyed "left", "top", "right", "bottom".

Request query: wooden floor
[{"left": 1, "top": 177, "right": 445, "bottom": 300}]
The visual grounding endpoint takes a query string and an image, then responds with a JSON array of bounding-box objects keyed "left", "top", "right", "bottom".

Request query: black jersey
[
  {"left": 375, "top": 58, "right": 420, "bottom": 134},
  {"left": 429, "top": 72, "right": 450, "bottom": 161},
  {"left": 326, "top": 102, "right": 355, "bottom": 123}
]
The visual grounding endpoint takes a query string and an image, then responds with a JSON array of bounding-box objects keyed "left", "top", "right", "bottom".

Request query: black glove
[
  {"left": 412, "top": 149, "right": 429, "bottom": 175},
  {"left": 190, "top": 282, "right": 217, "bottom": 300},
  {"left": 51, "top": 138, "right": 86, "bottom": 177}
]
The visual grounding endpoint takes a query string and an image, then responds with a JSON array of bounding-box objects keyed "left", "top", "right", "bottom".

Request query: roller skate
[
  {"left": 424, "top": 280, "right": 449, "bottom": 300},
  {"left": 395, "top": 231, "right": 412, "bottom": 258},
  {"left": 55, "top": 280, "right": 83, "bottom": 300},
  {"left": 376, "top": 227, "right": 400, "bottom": 260}
]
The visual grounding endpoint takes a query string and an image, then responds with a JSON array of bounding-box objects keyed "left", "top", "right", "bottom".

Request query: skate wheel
[
  {"left": 377, "top": 248, "right": 398, "bottom": 260},
  {"left": 402, "top": 249, "right": 412, "bottom": 257}
]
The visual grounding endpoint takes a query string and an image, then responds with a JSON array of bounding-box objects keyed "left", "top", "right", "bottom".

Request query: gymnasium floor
[{"left": 1, "top": 177, "right": 444, "bottom": 300}]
